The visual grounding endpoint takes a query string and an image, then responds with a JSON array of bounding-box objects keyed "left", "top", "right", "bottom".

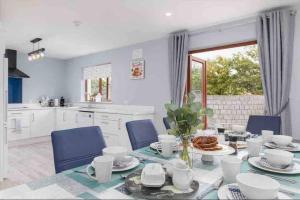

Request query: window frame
[
  {"left": 187, "top": 40, "right": 258, "bottom": 128},
  {"left": 82, "top": 63, "right": 112, "bottom": 102}
]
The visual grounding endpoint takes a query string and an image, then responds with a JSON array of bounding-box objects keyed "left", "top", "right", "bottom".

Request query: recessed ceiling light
[
  {"left": 73, "top": 20, "right": 82, "bottom": 27},
  {"left": 165, "top": 12, "right": 172, "bottom": 17}
]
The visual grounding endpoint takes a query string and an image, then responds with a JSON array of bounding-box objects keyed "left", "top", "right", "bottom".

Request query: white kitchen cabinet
[
  {"left": 93, "top": 113, "right": 150, "bottom": 150},
  {"left": 7, "top": 111, "right": 31, "bottom": 141},
  {"left": 7, "top": 105, "right": 155, "bottom": 145},
  {"left": 30, "top": 109, "right": 55, "bottom": 137},
  {"left": 56, "top": 109, "right": 78, "bottom": 130}
]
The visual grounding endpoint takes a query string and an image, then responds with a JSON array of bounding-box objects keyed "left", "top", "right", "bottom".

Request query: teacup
[
  {"left": 102, "top": 146, "right": 128, "bottom": 162},
  {"left": 261, "top": 130, "right": 274, "bottom": 143},
  {"left": 246, "top": 138, "right": 263, "bottom": 157},
  {"left": 221, "top": 156, "right": 242, "bottom": 183}
]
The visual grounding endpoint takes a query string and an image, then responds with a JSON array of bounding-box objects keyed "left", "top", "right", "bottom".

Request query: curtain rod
[
  {"left": 189, "top": 16, "right": 256, "bottom": 36},
  {"left": 189, "top": 9, "right": 297, "bottom": 36}
]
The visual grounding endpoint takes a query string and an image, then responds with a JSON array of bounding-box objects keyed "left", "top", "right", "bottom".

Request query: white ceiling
[{"left": 1, "top": 0, "right": 299, "bottom": 59}]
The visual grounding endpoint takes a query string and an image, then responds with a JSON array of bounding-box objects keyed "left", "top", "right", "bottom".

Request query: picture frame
[{"left": 130, "top": 59, "right": 145, "bottom": 79}]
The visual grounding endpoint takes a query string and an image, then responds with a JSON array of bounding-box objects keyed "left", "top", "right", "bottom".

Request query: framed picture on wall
[{"left": 130, "top": 59, "right": 145, "bottom": 79}]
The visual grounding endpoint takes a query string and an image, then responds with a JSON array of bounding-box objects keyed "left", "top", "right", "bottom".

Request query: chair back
[
  {"left": 126, "top": 119, "right": 159, "bottom": 150},
  {"left": 163, "top": 117, "right": 171, "bottom": 130},
  {"left": 51, "top": 126, "right": 106, "bottom": 173},
  {"left": 246, "top": 115, "right": 281, "bottom": 135}
]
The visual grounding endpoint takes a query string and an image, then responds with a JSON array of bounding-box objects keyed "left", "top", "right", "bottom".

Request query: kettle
[{"left": 60, "top": 97, "right": 65, "bottom": 107}]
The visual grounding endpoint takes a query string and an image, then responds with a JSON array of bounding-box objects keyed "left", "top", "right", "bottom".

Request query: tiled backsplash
[{"left": 207, "top": 95, "right": 265, "bottom": 129}]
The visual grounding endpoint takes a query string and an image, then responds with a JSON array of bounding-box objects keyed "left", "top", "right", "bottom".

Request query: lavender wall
[
  {"left": 65, "top": 38, "right": 170, "bottom": 132},
  {"left": 17, "top": 53, "right": 66, "bottom": 103},
  {"left": 64, "top": 22, "right": 256, "bottom": 133}
]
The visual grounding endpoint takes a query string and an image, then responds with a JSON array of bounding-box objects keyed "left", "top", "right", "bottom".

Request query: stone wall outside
[{"left": 207, "top": 95, "right": 265, "bottom": 129}]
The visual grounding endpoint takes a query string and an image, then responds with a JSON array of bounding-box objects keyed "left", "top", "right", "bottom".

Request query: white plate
[
  {"left": 224, "top": 141, "right": 247, "bottom": 149},
  {"left": 91, "top": 156, "right": 140, "bottom": 172},
  {"left": 218, "top": 183, "right": 291, "bottom": 200},
  {"left": 248, "top": 157, "right": 300, "bottom": 174},
  {"left": 192, "top": 144, "right": 235, "bottom": 156},
  {"left": 264, "top": 142, "right": 300, "bottom": 152},
  {"left": 150, "top": 142, "right": 179, "bottom": 151}
]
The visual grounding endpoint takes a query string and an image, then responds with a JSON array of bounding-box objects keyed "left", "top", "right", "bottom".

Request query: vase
[{"left": 180, "top": 135, "right": 192, "bottom": 168}]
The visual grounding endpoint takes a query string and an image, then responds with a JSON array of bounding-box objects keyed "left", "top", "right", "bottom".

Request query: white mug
[
  {"left": 158, "top": 140, "right": 174, "bottom": 158},
  {"left": 221, "top": 156, "right": 242, "bottom": 183},
  {"left": 91, "top": 155, "right": 114, "bottom": 183},
  {"left": 246, "top": 138, "right": 263, "bottom": 157},
  {"left": 261, "top": 130, "right": 274, "bottom": 143}
]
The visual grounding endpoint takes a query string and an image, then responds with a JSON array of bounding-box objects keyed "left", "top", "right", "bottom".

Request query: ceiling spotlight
[
  {"left": 27, "top": 38, "right": 46, "bottom": 61},
  {"left": 165, "top": 12, "right": 172, "bottom": 17},
  {"left": 73, "top": 20, "right": 82, "bottom": 27}
]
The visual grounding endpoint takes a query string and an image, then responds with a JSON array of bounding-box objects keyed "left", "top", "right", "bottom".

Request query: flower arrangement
[{"left": 165, "top": 93, "right": 213, "bottom": 166}]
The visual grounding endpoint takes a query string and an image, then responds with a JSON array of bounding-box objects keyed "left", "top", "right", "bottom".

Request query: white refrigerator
[{"left": 0, "top": 53, "right": 8, "bottom": 181}]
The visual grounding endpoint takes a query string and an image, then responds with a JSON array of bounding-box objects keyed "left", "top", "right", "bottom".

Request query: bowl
[
  {"left": 232, "top": 125, "right": 246, "bottom": 133},
  {"left": 102, "top": 146, "right": 128, "bottom": 162},
  {"left": 272, "top": 135, "right": 293, "bottom": 147},
  {"left": 264, "top": 149, "right": 294, "bottom": 166},
  {"left": 236, "top": 173, "right": 280, "bottom": 199},
  {"left": 158, "top": 135, "right": 176, "bottom": 142}
]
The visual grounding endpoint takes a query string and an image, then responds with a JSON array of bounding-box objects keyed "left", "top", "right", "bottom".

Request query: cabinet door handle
[
  {"left": 32, "top": 113, "right": 35, "bottom": 122},
  {"left": 75, "top": 113, "right": 78, "bottom": 123},
  {"left": 118, "top": 119, "right": 121, "bottom": 130},
  {"left": 10, "top": 112, "right": 23, "bottom": 115},
  {"left": 63, "top": 112, "right": 66, "bottom": 121}
]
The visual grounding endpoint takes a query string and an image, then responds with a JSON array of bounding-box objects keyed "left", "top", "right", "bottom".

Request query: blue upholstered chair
[
  {"left": 246, "top": 115, "right": 281, "bottom": 135},
  {"left": 51, "top": 126, "right": 106, "bottom": 173},
  {"left": 126, "top": 119, "right": 159, "bottom": 150},
  {"left": 163, "top": 117, "right": 171, "bottom": 130}
]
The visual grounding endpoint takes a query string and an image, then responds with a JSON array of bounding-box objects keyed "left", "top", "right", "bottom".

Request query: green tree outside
[{"left": 192, "top": 45, "right": 263, "bottom": 95}]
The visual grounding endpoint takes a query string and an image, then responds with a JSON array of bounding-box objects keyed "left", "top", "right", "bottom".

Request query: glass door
[{"left": 186, "top": 55, "right": 207, "bottom": 128}]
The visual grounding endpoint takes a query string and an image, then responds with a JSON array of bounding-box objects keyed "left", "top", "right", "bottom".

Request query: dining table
[{"left": 0, "top": 145, "right": 300, "bottom": 199}]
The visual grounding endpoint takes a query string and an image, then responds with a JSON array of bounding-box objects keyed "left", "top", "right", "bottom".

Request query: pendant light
[{"left": 28, "top": 38, "right": 46, "bottom": 61}]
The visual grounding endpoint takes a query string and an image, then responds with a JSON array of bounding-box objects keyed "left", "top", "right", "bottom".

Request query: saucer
[
  {"left": 90, "top": 156, "right": 140, "bottom": 172},
  {"left": 264, "top": 142, "right": 300, "bottom": 152},
  {"left": 150, "top": 142, "right": 179, "bottom": 151},
  {"left": 248, "top": 157, "right": 300, "bottom": 174},
  {"left": 218, "top": 183, "right": 291, "bottom": 200}
]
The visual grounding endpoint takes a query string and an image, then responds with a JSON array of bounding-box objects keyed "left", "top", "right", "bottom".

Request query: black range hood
[{"left": 5, "top": 49, "right": 30, "bottom": 78}]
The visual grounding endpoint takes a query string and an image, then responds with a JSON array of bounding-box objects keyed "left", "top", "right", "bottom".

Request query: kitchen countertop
[{"left": 8, "top": 104, "right": 155, "bottom": 115}]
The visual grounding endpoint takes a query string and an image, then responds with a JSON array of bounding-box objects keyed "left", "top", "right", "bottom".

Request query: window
[
  {"left": 187, "top": 41, "right": 264, "bottom": 129},
  {"left": 82, "top": 63, "right": 112, "bottom": 102}
]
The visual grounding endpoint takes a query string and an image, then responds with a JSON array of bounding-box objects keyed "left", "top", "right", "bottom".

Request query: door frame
[
  {"left": 188, "top": 40, "right": 258, "bottom": 129},
  {"left": 186, "top": 55, "right": 207, "bottom": 128},
  {"left": 187, "top": 55, "right": 207, "bottom": 108}
]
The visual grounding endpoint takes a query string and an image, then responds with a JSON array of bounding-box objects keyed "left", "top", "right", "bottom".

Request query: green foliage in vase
[{"left": 165, "top": 93, "right": 213, "bottom": 137}]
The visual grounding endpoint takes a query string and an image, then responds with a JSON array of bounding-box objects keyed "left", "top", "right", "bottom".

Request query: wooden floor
[{"left": 0, "top": 137, "right": 55, "bottom": 190}]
